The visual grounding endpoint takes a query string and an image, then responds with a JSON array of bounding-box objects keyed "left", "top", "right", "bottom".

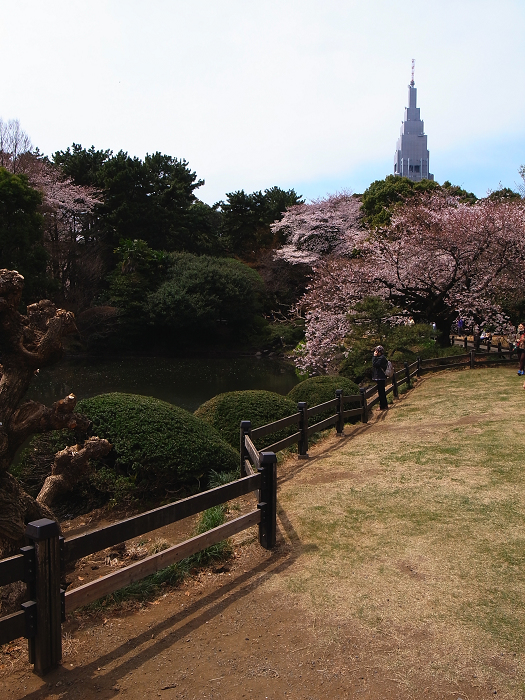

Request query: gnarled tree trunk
[{"left": 0, "top": 269, "right": 110, "bottom": 555}]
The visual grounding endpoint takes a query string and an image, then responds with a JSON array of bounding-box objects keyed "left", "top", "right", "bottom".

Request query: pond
[{"left": 25, "top": 355, "right": 301, "bottom": 412}]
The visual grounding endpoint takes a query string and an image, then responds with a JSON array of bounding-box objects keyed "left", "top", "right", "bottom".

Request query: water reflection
[{"left": 25, "top": 356, "right": 300, "bottom": 412}]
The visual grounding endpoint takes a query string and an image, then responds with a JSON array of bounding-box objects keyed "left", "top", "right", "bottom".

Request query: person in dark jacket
[{"left": 372, "top": 345, "right": 388, "bottom": 410}]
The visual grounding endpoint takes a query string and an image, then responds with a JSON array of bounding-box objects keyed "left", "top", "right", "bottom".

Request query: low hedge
[
  {"left": 194, "top": 390, "right": 298, "bottom": 451},
  {"left": 77, "top": 393, "right": 239, "bottom": 488},
  {"left": 15, "top": 393, "right": 240, "bottom": 517},
  {"left": 288, "top": 376, "right": 360, "bottom": 428},
  {"left": 287, "top": 376, "right": 359, "bottom": 407}
]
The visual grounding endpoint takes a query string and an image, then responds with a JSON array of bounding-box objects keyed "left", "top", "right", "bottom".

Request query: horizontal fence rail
[
  {"left": 64, "top": 474, "right": 260, "bottom": 565},
  {"left": 0, "top": 610, "right": 27, "bottom": 647},
  {"left": 0, "top": 337, "right": 518, "bottom": 674},
  {"left": 240, "top": 339, "right": 520, "bottom": 461},
  {"left": 65, "top": 510, "right": 261, "bottom": 613},
  {"left": 0, "top": 459, "right": 277, "bottom": 674}
]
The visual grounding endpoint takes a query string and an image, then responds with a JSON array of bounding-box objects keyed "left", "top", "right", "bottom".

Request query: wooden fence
[
  {"left": 0, "top": 453, "right": 277, "bottom": 674},
  {"left": 0, "top": 339, "right": 517, "bottom": 674},
  {"left": 239, "top": 343, "right": 518, "bottom": 461}
]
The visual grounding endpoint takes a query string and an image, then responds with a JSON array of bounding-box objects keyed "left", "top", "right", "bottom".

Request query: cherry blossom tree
[
  {"left": 272, "top": 191, "right": 363, "bottom": 266},
  {"left": 296, "top": 191, "right": 525, "bottom": 373},
  {"left": 26, "top": 155, "right": 103, "bottom": 303},
  {"left": 0, "top": 119, "right": 103, "bottom": 305}
]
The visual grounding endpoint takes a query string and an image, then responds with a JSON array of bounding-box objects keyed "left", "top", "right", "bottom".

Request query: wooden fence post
[
  {"left": 359, "top": 387, "right": 368, "bottom": 423},
  {"left": 498, "top": 341, "right": 502, "bottom": 357},
  {"left": 417, "top": 356, "right": 421, "bottom": 377},
  {"left": 258, "top": 452, "right": 277, "bottom": 549},
  {"left": 392, "top": 371, "right": 399, "bottom": 398},
  {"left": 240, "top": 421, "right": 252, "bottom": 477},
  {"left": 464, "top": 337, "right": 468, "bottom": 350},
  {"left": 335, "top": 389, "right": 344, "bottom": 436},
  {"left": 487, "top": 340, "right": 491, "bottom": 354},
  {"left": 25, "top": 518, "right": 62, "bottom": 675},
  {"left": 404, "top": 361, "right": 411, "bottom": 389},
  {"left": 297, "top": 402, "right": 309, "bottom": 458},
  {"left": 470, "top": 349, "right": 476, "bottom": 369}
]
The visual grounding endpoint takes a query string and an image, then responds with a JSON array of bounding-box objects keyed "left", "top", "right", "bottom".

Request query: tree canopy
[
  {"left": 219, "top": 186, "right": 303, "bottom": 260},
  {"left": 294, "top": 191, "right": 525, "bottom": 373},
  {"left": 0, "top": 168, "right": 48, "bottom": 301}
]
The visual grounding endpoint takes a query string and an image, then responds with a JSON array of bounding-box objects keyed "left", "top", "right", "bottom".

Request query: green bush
[
  {"left": 77, "top": 393, "right": 239, "bottom": 491},
  {"left": 287, "top": 376, "right": 360, "bottom": 429},
  {"left": 194, "top": 390, "right": 297, "bottom": 451},
  {"left": 287, "top": 376, "right": 359, "bottom": 407}
]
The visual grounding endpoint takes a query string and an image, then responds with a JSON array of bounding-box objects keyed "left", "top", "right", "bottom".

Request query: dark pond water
[{"left": 25, "top": 355, "right": 300, "bottom": 412}]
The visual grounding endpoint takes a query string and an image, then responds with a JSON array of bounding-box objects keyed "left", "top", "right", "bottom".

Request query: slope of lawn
[{"left": 276, "top": 366, "right": 525, "bottom": 698}]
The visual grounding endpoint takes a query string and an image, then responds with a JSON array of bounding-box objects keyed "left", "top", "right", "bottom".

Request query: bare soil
[{"left": 0, "top": 369, "right": 520, "bottom": 699}]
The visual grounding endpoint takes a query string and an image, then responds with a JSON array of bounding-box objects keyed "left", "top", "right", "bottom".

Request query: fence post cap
[
  {"left": 259, "top": 451, "right": 277, "bottom": 465},
  {"left": 335, "top": 389, "right": 343, "bottom": 396},
  {"left": 240, "top": 420, "right": 252, "bottom": 431},
  {"left": 297, "top": 401, "right": 307, "bottom": 409},
  {"left": 25, "top": 518, "right": 60, "bottom": 541}
]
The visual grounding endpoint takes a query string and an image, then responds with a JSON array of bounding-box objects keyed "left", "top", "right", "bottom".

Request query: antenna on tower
[{"left": 410, "top": 59, "right": 415, "bottom": 86}]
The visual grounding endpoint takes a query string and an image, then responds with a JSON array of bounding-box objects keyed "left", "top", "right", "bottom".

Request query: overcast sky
[{"left": 2, "top": 1, "right": 524, "bottom": 204}]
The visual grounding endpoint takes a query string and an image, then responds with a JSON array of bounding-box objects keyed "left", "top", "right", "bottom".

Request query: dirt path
[{"left": 0, "top": 369, "right": 520, "bottom": 699}]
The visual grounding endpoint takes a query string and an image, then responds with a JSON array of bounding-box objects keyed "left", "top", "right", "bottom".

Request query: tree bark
[
  {"left": 37, "top": 436, "right": 112, "bottom": 509},
  {"left": 0, "top": 269, "right": 110, "bottom": 553}
]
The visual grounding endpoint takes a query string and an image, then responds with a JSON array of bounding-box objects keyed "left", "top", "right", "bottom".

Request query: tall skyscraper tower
[{"left": 393, "top": 61, "right": 433, "bottom": 182}]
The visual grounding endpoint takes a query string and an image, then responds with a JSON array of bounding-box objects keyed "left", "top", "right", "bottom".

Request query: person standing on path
[
  {"left": 372, "top": 345, "right": 389, "bottom": 410},
  {"left": 517, "top": 324, "right": 525, "bottom": 375}
]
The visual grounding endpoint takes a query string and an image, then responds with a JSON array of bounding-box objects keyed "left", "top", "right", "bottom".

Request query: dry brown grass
[{"left": 272, "top": 366, "right": 525, "bottom": 698}]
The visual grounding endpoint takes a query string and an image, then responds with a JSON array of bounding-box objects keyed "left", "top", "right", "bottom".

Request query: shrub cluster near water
[
  {"left": 77, "top": 392, "right": 238, "bottom": 486},
  {"left": 16, "top": 393, "right": 239, "bottom": 515},
  {"left": 195, "top": 389, "right": 298, "bottom": 451}
]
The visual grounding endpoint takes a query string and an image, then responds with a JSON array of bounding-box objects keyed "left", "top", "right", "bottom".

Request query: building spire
[{"left": 393, "top": 62, "right": 433, "bottom": 182}]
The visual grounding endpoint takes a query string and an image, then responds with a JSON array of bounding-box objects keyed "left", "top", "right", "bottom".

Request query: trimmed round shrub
[
  {"left": 77, "top": 393, "right": 239, "bottom": 488},
  {"left": 194, "top": 390, "right": 297, "bottom": 451},
  {"left": 288, "top": 376, "right": 360, "bottom": 427},
  {"left": 287, "top": 376, "right": 359, "bottom": 406}
]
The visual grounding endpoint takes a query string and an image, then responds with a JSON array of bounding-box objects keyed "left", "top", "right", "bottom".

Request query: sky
[{"left": 2, "top": 0, "right": 524, "bottom": 204}]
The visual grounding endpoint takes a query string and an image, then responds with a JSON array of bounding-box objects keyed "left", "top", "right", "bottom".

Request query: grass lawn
[{"left": 276, "top": 365, "right": 525, "bottom": 697}]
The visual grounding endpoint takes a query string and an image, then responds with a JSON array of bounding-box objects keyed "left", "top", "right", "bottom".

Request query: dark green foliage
[
  {"left": 288, "top": 375, "right": 359, "bottom": 406},
  {"left": 485, "top": 187, "right": 521, "bottom": 203},
  {"left": 361, "top": 175, "right": 439, "bottom": 228},
  {"left": 288, "top": 376, "right": 360, "bottom": 427},
  {"left": 103, "top": 246, "right": 264, "bottom": 350},
  {"left": 53, "top": 143, "right": 113, "bottom": 187},
  {"left": 194, "top": 390, "right": 297, "bottom": 450},
  {"left": 0, "top": 167, "right": 50, "bottom": 301},
  {"left": 339, "top": 320, "right": 464, "bottom": 383},
  {"left": 361, "top": 176, "right": 479, "bottom": 230},
  {"left": 104, "top": 239, "right": 168, "bottom": 345},
  {"left": 219, "top": 186, "right": 303, "bottom": 260},
  {"left": 77, "top": 393, "right": 239, "bottom": 491},
  {"left": 441, "top": 180, "right": 478, "bottom": 204},
  {"left": 146, "top": 253, "right": 264, "bottom": 342},
  {"left": 53, "top": 145, "right": 220, "bottom": 254}
]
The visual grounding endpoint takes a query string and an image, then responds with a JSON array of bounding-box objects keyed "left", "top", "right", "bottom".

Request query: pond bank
[{"left": 25, "top": 355, "right": 300, "bottom": 413}]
